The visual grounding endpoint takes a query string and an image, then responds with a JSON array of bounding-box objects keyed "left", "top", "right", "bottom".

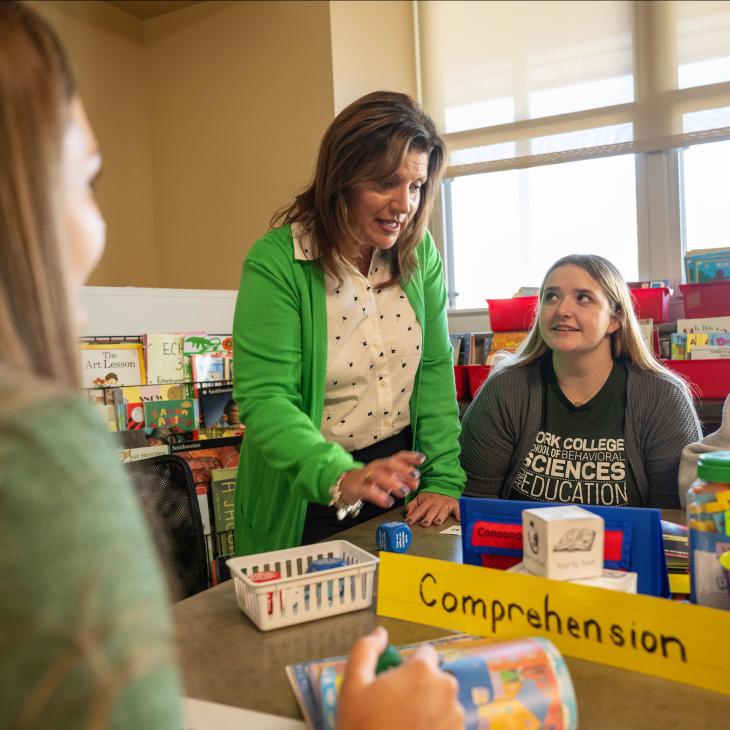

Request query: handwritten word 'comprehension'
[{"left": 377, "top": 553, "right": 730, "bottom": 696}]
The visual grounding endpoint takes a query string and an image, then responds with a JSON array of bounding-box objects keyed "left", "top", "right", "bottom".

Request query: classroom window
[
  {"left": 681, "top": 138, "right": 730, "bottom": 251},
  {"left": 446, "top": 155, "right": 638, "bottom": 307},
  {"left": 419, "top": 1, "right": 730, "bottom": 309}
]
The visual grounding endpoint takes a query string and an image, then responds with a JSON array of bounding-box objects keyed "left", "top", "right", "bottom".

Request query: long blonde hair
[
  {"left": 493, "top": 254, "right": 692, "bottom": 394},
  {"left": 0, "top": 1, "right": 80, "bottom": 388},
  {"left": 272, "top": 91, "right": 445, "bottom": 286}
]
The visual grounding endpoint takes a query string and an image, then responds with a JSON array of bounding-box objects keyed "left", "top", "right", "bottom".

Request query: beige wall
[
  {"left": 144, "top": 1, "right": 334, "bottom": 289},
  {"left": 32, "top": 0, "right": 158, "bottom": 287},
  {"left": 34, "top": 0, "right": 418, "bottom": 290},
  {"left": 329, "top": 0, "right": 417, "bottom": 113}
]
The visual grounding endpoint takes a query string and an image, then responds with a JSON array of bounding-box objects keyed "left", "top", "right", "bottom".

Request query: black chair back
[{"left": 125, "top": 453, "right": 208, "bottom": 599}]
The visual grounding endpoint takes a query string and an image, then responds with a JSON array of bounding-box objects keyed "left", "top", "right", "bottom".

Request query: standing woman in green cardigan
[
  {"left": 233, "top": 92, "right": 465, "bottom": 554},
  {"left": 0, "top": 8, "right": 463, "bottom": 728}
]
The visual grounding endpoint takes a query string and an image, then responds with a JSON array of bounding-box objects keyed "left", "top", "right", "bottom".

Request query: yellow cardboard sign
[{"left": 377, "top": 553, "right": 730, "bottom": 696}]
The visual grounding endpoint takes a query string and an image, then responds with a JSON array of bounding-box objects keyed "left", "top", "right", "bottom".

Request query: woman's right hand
[
  {"left": 338, "top": 451, "right": 426, "bottom": 508},
  {"left": 336, "top": 627, "right": 464, "bottom": 730}
]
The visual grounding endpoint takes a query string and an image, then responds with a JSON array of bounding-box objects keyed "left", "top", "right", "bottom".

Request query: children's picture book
[
  {"left": 123, "top": 383, "right": 190, "bottom": 404},
  {"left": 450, "top": 332, "right": 471, "bottom": 365},
  {"left": 676, "top": 316, "right": 730, "bottom": 334},
  {"left": 143, "top": 398, "right": 199, "bottom": 439},
  {"left": 199, "top": 385, "right": 242, "bottom": 431},
  {"left": 486, "top": 331, "right": 528, "bottom": 366},
  {"left": 685, "top": 332, "right": 709, "bottom": 356},
  {"left": 121, "top": 383, "right": 192, "bottom": 431},
  {"left": 79, "top": 342, "right": 146, "bottom": 387},
  {"left": 670, "top": 333, "right": 686, "bottom": 360},
  {"left": 144, "top": 333, "right": 185, "bottom": 384},
  {"left": 286, "top": 634, "right": 577, "bottom": 730},
  {"left": 684, "top": 247, "right": 730, "bottom": 283},
  {"left": 191, "top": 352, "right": 233, "bottom": 383},
  {"left": 708, "top": 333, "right": 730, "bottom": 347},
  {"left": 470, "top": 331, "right": 494, "bottom": 365},
  {"left": 183, "top": 334, "right": 234, "bottom": 380},
  {"left": 118, "top": 444, "right": 169, "bottom": 463},
  {"left": 195, "top": 484, "right": 214, "bottom": 569},
  {"left": 688, "top": 332, "right": 730, "bottom": 359},
  {"left": 449, "top": 334, "right": 463, "bottom": 365},
  {"left": 690, "top": 346, "right": 730, "bottom": 360},
  {"left": 177, "top": 447, "right": 238, "bottom": 564},
  {"left": 210, "top": 467, "right": 237, "bottom": 556},
  {"left": 89, "top": 402, "right": 119, "bottom": 432},
  {"left": 627, "top": 279, "right": 672, "bottom": 291},
  {"left": 637, "top": 318, "right": 653, "bottom": 351},
  {"left": 85, "top": 385, "right": 125, "bottom": 431}
]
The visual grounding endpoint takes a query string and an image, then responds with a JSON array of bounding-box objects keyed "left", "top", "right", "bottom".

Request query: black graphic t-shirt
[{"left": 509, "top": 359, "right": 639, "bottom": 506}]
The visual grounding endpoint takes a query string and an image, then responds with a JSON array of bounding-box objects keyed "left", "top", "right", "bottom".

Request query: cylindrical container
[
  {"left": 250, "top": 570, "right": 281, "bottom": 615},
  {"left": 688, "top": 451, "right": 730, "bottom": 609}
]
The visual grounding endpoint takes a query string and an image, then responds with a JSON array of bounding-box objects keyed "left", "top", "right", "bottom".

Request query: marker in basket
[{"left": 306, "top": 556, "right": 347, "bottom": 603}]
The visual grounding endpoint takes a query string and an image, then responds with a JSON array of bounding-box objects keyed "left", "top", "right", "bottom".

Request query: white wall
[{"left": 80, "top": 286, "right": 238, "bottom": 336}]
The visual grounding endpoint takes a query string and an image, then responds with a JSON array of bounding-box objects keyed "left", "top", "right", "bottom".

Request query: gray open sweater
[{"left": 460, "top": 356, "right": 702, "bottom": 508}]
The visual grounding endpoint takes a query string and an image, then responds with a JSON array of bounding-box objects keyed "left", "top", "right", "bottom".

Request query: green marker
[{"left": 375, "top": 643, "right": 403, "bottom": 674}]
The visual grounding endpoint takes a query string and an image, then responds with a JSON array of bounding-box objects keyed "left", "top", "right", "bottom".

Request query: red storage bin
[
  {"left": 465, "top": 365, "right": 491, "bottom": 398},
  {"left": 453, "top": 365, "right": 467, "bottom": 401},
  {"left": 487, "top": 296, "right": 538, "bottom": 332},
  {"left": 662, "top": 359, "right": 730, "bottom": 400},
  {"left": 679, "top": 281, "right": 730, "bottom": 319},
  {"left": 630, "top": 287, "right": 670, "bottom": 323}
]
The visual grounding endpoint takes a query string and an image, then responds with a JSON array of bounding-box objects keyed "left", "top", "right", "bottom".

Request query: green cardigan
[{"left": 232, "top": 225, "right": 465, "bottom": 555}]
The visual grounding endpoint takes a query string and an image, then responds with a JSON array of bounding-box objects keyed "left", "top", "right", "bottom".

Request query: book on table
[{"left": 286, "top": 634, "right": 577, "bottom": 730}]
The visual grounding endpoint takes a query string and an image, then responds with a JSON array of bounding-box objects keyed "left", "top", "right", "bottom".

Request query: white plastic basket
[{"left": 226, "top": 540, "right": 379, "bottom": 631}]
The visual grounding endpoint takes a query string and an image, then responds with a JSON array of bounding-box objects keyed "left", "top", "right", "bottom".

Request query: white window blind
[{"left": 418, "top": 0, "right": 730, "bottom": 177}]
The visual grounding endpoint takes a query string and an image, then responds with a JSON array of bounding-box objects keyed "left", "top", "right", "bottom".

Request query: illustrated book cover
[
  {"left": 143, "top": 398, "right": 199, "bottom": 440},
  {"left": 485, "top": 331, "right": 528, "bottom": 366},
  {"left": 183, "top": 334, "right": 233, "bottom": 380},
  {"left": 79, "top": 342, "right": 146, "bottom": 388},
  {"left": 286, "top": 634, "right": 577, "bottom": 730},
  {"left": 210, "top": 467, "right": 237, "bottom": 556},
  {"left": 144, "top": 333, "right": 185, "bottom": 385}
]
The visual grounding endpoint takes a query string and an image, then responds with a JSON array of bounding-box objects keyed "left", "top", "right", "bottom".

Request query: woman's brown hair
[
  {"left": 272, "top": 91, "right": 445, "bottom": 284},
  {"left": 0, "top": 1, "right": 80, "bottom": 388}
]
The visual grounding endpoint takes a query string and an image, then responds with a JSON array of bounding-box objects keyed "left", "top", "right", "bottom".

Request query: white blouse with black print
[{"left": 293, "top": 225, "right": 422, "bottom": 452}]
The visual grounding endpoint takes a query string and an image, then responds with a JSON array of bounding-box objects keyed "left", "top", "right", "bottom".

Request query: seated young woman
[{"left": 460, "top": 254, "right": 701, "bottom": 509}]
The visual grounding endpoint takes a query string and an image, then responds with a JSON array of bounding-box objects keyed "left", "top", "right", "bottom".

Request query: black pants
[{"left": 300, "top": 427, "right": 412, "bottom": 545}]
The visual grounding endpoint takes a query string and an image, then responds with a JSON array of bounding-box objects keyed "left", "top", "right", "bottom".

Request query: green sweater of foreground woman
[{"left": 0, "top": 375, "right": 182, "bottom": 728}]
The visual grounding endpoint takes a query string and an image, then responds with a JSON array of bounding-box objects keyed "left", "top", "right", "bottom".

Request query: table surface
[{"left": 173, "top": 507, "right": 730, "bottom": 729}]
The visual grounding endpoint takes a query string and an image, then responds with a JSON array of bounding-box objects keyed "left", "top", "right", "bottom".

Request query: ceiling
[{"left": 105, "top": 1, "right": 205, "bottom": 20}]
